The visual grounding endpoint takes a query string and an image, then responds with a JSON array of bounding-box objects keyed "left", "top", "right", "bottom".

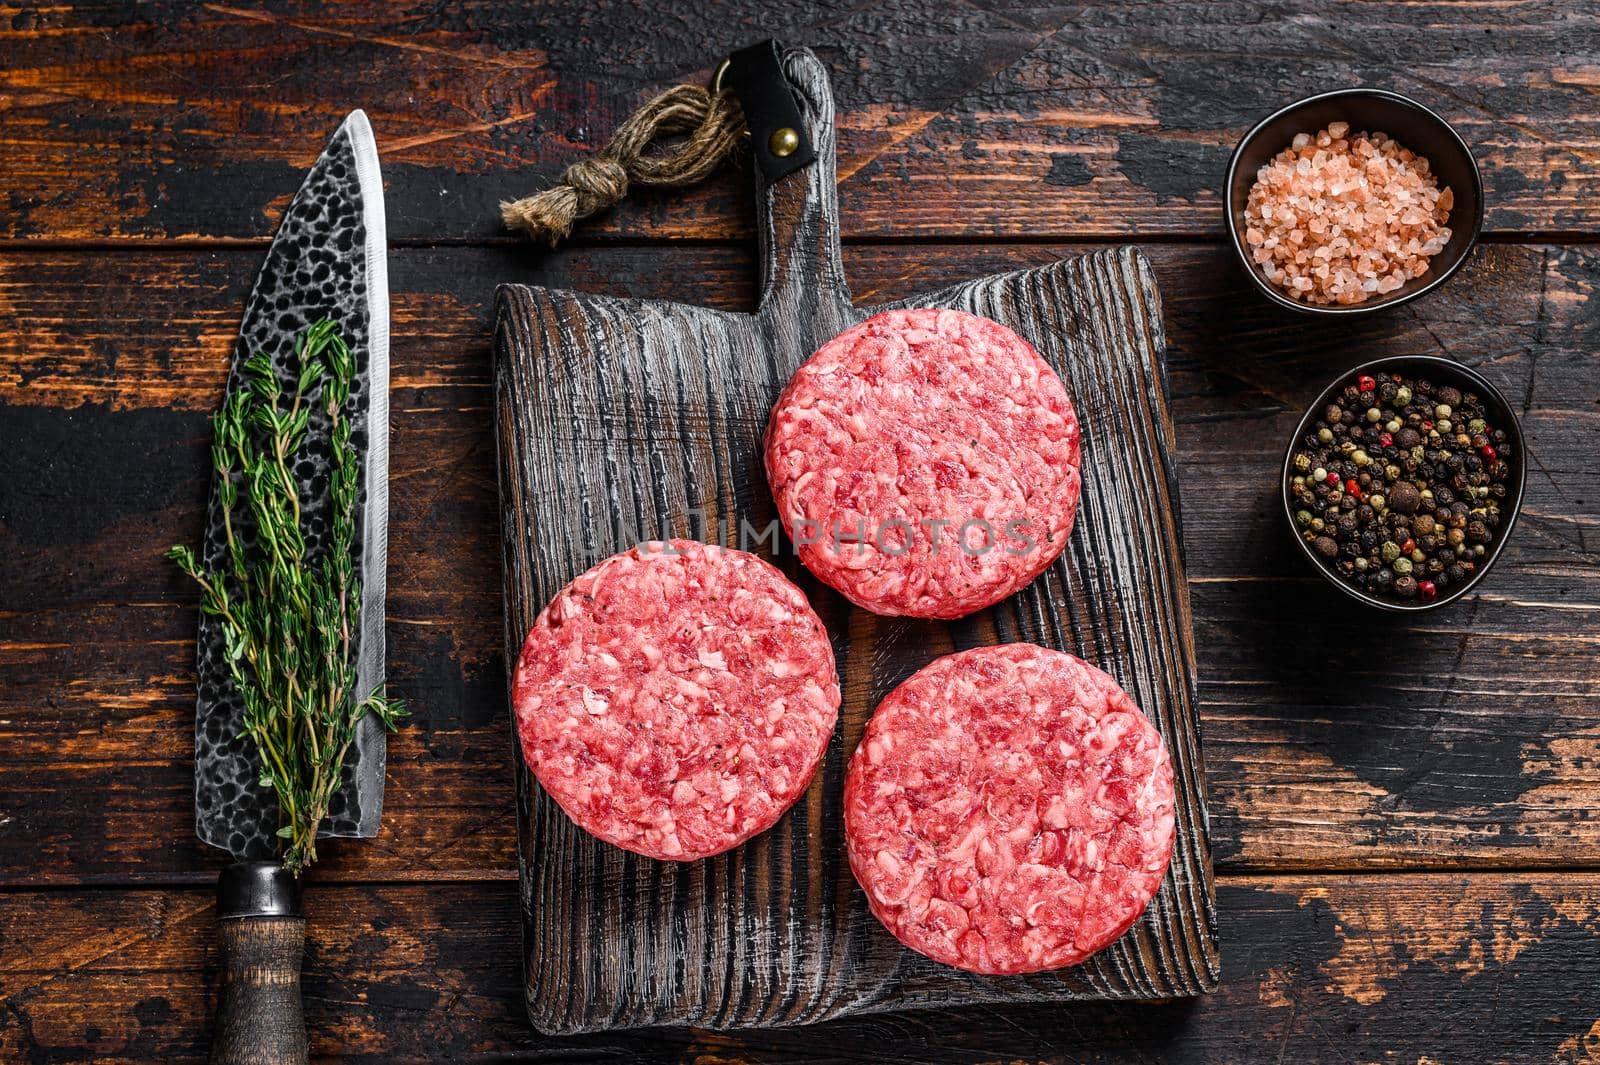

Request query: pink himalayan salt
[{"left": 1243, "top": 121, "right": 1454, "bottom": 306}]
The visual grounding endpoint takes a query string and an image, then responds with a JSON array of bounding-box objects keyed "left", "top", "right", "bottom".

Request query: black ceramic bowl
[
  {"left": 1226, "top": 88, "right": 1484, "bottom": 316},
  {"left": 1281, "top": 355, "right": 1525, "bottom": 612}
]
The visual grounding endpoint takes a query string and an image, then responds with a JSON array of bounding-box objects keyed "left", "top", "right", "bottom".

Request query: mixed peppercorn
[{"left": 1288, "top": 370, "right": 1514, "bottom": 603}]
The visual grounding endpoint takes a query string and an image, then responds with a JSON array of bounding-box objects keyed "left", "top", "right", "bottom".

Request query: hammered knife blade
[{"left": 192, "top": 109, "right": 391, "bottom": 858}]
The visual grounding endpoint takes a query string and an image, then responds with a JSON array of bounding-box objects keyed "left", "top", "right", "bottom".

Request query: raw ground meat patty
[
  {"left": 512, "top": 540, "right": 840, "bottom": 861},
  {"left": 764, "top": 308, "right": 1081, "bottom": 619},
  {"left": 844, "top": 644, "right": 1174, "bottom": 974}
]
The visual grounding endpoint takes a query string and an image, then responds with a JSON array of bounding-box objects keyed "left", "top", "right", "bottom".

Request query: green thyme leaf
[{"left": 169, "top": 320, "right": 405, "bottom": 876}]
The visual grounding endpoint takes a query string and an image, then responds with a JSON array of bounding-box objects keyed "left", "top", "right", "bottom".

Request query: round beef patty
[
  {"left": 764, "top": 308, "right": 1081, "bottom": 619},
  {"left": 844, "top": 644, "right": 1174, "bottom": 974},
  {"left": 512, "top": 540, "right": 840, "bottom": 861}
]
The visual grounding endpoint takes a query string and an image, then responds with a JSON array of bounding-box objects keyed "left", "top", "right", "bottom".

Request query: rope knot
[
  {"left": 562, "top": 157, "right": 630, "bottom": 214},
  {"left": 500, "top": 83, "right": 748, "bottom": 248}
]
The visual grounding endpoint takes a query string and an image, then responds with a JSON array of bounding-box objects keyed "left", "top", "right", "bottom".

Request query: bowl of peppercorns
[{"left": 1283, "top": 355, "right": 1524, "bottom": 610}]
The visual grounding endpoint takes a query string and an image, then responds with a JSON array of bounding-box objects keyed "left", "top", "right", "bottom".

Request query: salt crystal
[{"left": 1244, "top": 122, "right": 1454, "bottom": 305}]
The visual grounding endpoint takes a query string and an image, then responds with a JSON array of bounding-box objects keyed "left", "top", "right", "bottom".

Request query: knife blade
[{"left": 193, "top": 109, "right": 391, "bottom": 859}]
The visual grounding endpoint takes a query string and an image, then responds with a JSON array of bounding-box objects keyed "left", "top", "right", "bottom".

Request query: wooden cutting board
[{"left": 492, "top": 45, "right": 1218, "bottom": 1034}]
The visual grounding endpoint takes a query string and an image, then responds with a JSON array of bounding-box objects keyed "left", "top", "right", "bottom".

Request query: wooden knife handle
[{"left": 211, "top": 862, "right": 308, "bottom": 1065}]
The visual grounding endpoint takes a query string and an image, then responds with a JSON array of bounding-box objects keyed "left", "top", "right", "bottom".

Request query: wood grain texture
[
  {"left": 211, "top": 916, "right": 308, "bottom": 1065},
  {"left": 492, "top": 47, "right": 1215, "bottom": 1032},
  {"left": 3, "top": 1, "right": 1599, "bottom": 243},
  {"left": 2, "top": 242, "right": 1597, "bottom": 891},
  {"left": 6, "top": 876, "right": 1600, "bottom": 1063}
]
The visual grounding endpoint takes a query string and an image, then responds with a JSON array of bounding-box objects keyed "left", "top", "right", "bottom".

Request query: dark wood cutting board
[{"left": 492, "top": 46, "right": 1219, "bottom": 1034}]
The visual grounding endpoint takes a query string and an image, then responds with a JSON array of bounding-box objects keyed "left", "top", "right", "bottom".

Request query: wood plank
[
  {"left": 1, "top": 241, "right": 1597, "bottom": 888},
  {"left": 1, "top": 1, "right": 1594, "bottom": 242},
  {"left": 4, "top": 874, "right": 1600, "bottom": 1062}
]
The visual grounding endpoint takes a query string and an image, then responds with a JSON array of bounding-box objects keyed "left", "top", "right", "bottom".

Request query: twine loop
[{"left": 501, "top": 83, "right": 747, "bottom": 247}]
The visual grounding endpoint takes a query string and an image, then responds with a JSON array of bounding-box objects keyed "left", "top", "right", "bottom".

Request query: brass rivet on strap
[{"left": 769, "top": 127, "right": 800, "bottom": 158}]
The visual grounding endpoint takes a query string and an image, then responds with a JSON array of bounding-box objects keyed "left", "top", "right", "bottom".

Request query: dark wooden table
[{"left": 4, "top": 4, "right": 1599, "bottom": 1062}]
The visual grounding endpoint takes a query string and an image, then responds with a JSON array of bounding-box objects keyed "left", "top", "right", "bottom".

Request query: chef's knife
[{"left": 192, "top": 110, "right": 390, "bottom": 1065}]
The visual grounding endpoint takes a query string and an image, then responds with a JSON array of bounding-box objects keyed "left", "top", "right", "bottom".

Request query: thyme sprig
[{"left": 169, "top": 319, "right": 404, "bottom": 875}]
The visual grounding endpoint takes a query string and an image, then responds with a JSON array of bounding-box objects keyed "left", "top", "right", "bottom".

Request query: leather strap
[{"left": 724, "top": 40, "right": 816, "bottom": 186}]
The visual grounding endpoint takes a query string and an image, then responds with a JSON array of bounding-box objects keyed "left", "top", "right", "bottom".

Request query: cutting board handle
[
  {"left": 210, "top": 861, "right": 308, "bottom": 1065},
  {"left": 752, "top": 46, "right": 853, "bottom": 327}
]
